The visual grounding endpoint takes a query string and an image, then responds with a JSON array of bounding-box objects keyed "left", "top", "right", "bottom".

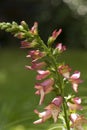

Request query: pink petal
[
  {"left": 39, "top": 89, "right": 45, "bottom": 105},
  {"left": 35, "top": 90, "right": 40, "bottom": 95},
  {"left": 41, "top": 78, "right": 54, "bottom": 87},
  {"left": 63, "top": 72, "right": 70, "bottom": 79},
  {"left": 52, "top": 29, "right": 62, "bottom": 38},
  {"left": 36, "top": 70, "right": 50, "bottom": 80},
  {"left": 72, "top": 83, "right": 78, "bottom": 92},
  {"left": 52, "top": 96, "right": 63, "bottom": 107},
  {"left": 56, "top": 43, "right": 66, "bottom": 52},
  {"left": 71, "top": 71, "right": 80, "bottom": 79},
  {"left": 70, "top": 113, "right": 78, "bottom": 123},
  {"left": 25, "top": 65, "right": 33, "bottom": 70},
  {"left": 72, "top": 97, "right": 81, "bottom": 104},
  {"left": 33, "top": 119, "right": 43, "bottom": 124},
  {"left": 67, "top": 102, "right": 82, "bottom": 110}
]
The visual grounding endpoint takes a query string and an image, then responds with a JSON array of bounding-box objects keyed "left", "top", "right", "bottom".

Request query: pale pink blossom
[
  {"left": 67, "top": 97, "right": 83, "bottom": 111},
  {"left": 69, "top": 71, "right": 83, "bottom": 92},
  {"left": 21, "top": 41, "right": 31, "bottom": 48},
  {"left": 58, "top": 65, "right": 71, "bottom": 79},
  {"left": 33, "top": 96, "right": 63, "bottom": 124},
  {"left": 72, "top": 97, "right": 82, "bottom": 104},
  {"left": 35, "top": 78, "right": 54, "bottom": 105},
  {"left": 36, "top": 70, "right": 50, "bottom": 80},
  {"left": 25, "top": 61, "right": 46, "bottom": 70},
  {"left": 56, "top": 43, "right": 66, "bottom": 53},
  {"left": 21, "top": 40, "right": 38, "bottom": 48},
  {"left": 30, "top": 22, "right": 38, "bottom": 35},
  {"left": 33, "top": 109, "right": 51, "bottom": 124},
  {"left": 26, "top": 50, "right": 46, "bottom": 61},
  {"left": 52, "top": 29, "right": 62, "bottom": 40},
  {"left": 47, "top": 29, "right": 62, "bottom": 44},
  {"left": 70, "top": 113, "right": 87, "bottom": 130}
]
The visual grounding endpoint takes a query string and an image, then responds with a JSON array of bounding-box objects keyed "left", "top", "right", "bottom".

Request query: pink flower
[
  {"left": 33, "top": 109, "right": 51, "bottom": 124},
  {"left": 69, "top": 71, "right": 83, "bottom": 92},
  {"left": 56, "top": 43, "right": 66, "bottom": 53},
  {"left": 67, "top": 97, "right": 83, "bottom": 111},
  {"left": 58, "top": 65, "right": 71, "bottom": 79},
  {"left": 15, "top": 32, "right": 24, "bottom": 39},
  {"left": 25, "top": 61, "right": 46, "bottom": 70},
  {"left": 26, "top": 50, "right": 46, "bottom": 61},
  {"left": 70, "top": 113, "right": 87, "bottom": 130},
  {"left": 33, "top": 96, "right": 63, "bottom": 124},
  {"left": 21, "top": 41, "right": 31, "bottom": 48},
  {"left": 46, "top": 96, "right": 63, "bottom": 109},
  {"left": 21, "top": 40, "right": 38, "bottom": 48},
  {"left": 36, "top": 70, "right": 50, "bottom": 80},
  {"left": 47, "top": 29, "right": 62, "bottom": 45},
  {"left": 52, "top": 29, "right": 62, "bottom": 40},
  {"left": 30, "top": 22, "right": 38, "bottom": 35},
  {"left": 35, "top": 78, "right": 54, "bottom": 105}
]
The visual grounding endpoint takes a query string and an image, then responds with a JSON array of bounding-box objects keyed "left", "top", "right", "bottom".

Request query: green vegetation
[{"left": 0, "top": 48, "right": 87, "bottom": 130}]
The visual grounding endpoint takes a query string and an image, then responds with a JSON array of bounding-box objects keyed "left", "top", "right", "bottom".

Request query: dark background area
[{"left": 0, "top": 0, "right": 87, "bottom": 48}]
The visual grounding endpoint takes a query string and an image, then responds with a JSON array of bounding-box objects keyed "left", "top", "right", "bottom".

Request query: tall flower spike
[
  {"left": 33, "top": 96, "right": 63, "bottom": 124},
  {"left": 69, "top": 71, "right": 83, "bottom": 92},
  {"left": 35, "top": 78, "right": 54, "bottom": 105}
]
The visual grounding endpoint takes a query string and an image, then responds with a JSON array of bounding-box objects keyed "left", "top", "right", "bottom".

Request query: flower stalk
[{"left": 0, "top": 21, "right": 87, "bottom": 130}]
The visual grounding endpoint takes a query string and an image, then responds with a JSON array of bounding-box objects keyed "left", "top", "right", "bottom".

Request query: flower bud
[
  {"left": 30, "top": 22, "right": 38, "bottom": 35},
  {"left": 47, "top": 29, "right": 62, "bottom": 46},
  {"left": 21, "top": 21, "right": 29, "bottom": 31}
]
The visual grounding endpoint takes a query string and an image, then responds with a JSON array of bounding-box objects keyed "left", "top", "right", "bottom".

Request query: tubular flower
[
  {"left": 26, "top": 50, "right": 46, "bottom": 61},
  {"left": 47, "top": 29, "right": 62, "bottom": 45},
  {"left": 56, "top": 43, "right": 66, "bottom": 53},
  {"left": 67, "top": 97, "right": 83, "bottom": 111},
  {"left": 21, "top": 40, "right": 38, "bottom": 48},
  {"left": 21, "top": 41, "right": 31, "bottom": 48},
  {"left": 30, "top": 22, "right": 38, "bottom": 35},
  {"left": 52, "top": 29, "right": 62, "bottom": 40},
  {"left": 15, "top": 32, "right": 25, "bottom": 39},
  {"left": 70, "top": 113, "right": 87, "bottom": 130},
  {"left": 25, "top": 61, "right": 46, "bottom": 70},
  {"left": 69, "top": 71, "right": 83, "bottom": 92},
  {"left": 36, "top": 70, "right": 51, "bottom": 80},
  {"left": 35, "top": 78, "right": 54, "bottom": 105},
  {"left": 33, "top": 96, "right": 63, "bottom": 124},
  {"left": 58, "top": 65, "right": 71, "bottom": 79},
  {"left": 33, "top": 109, "right": 51, "bottom": 124}
]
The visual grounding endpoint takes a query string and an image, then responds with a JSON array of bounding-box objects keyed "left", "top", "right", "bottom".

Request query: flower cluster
[{"left": 0, "top": 21, "right": 87, "bottom": 130}]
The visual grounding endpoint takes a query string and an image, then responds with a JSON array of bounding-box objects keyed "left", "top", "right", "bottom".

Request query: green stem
[{"left": 63, "top": 99, "right": 70, "bottom": 130}]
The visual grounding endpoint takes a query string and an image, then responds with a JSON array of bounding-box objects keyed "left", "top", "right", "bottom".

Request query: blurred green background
[{"left": 0, "top": 0, "right": 87, "bottom": 130}]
